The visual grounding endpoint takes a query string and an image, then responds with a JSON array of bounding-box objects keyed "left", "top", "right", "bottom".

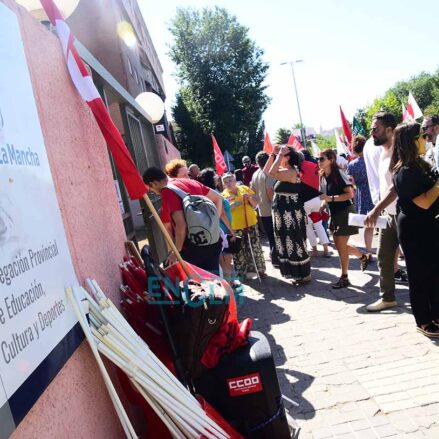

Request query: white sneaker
[
  {"left": 366, "top": 299, "right": 397, "bottom": 312},
  {"left": 245, "top": 272, "right": 258, "bottom": 280}
]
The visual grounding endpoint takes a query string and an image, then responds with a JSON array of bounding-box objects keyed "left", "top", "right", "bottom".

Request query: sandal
[
  {"left": 417, "top": 322, "right": 439, "bottom": 338},
  {"left": 359, "top": 254, "right": 369, "bottom": 272},
  {"left": 332, "top": 275, "right": 350, "bottom": 289},
  {"left": 293, "top": 275, "right": 312, "bottom": 285}
]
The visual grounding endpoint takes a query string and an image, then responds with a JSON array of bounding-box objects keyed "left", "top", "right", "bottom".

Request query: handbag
[{"left": 226, "top": 234, "right": 242, "bottom": 254}]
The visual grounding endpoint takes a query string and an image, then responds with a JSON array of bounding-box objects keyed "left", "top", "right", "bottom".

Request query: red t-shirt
[
  {"left": 242, "top": 165, "right": 258, "bottom": 186},
  {"left": 160, "top": 178, "right": 210, "bottom": 224}
]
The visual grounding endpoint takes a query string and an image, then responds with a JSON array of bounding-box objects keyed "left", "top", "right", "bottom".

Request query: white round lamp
[
  {"left": 135, "top": 92, "right": 165, "bottom": 124},
  {"left": 16, "top": 0, "right": 80, "bottom": 20}
]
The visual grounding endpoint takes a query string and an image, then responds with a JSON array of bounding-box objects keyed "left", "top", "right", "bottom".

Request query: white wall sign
[{"left": 0, "top": 4, "right": 80, "bottom": 435}]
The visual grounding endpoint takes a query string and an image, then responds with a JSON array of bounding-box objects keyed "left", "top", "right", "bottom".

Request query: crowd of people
[{"left": 142, "top": 111, "right": 439, "bottom": 338}]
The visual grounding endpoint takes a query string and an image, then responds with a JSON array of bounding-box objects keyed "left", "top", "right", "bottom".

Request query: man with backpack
[{"left": 143, "top": 167, "right": 223, "bottom": 274}]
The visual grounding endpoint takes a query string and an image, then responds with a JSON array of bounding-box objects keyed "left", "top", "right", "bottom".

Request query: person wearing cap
[{"left": 241, "top": 156, "right": 258, "bottom": 186}]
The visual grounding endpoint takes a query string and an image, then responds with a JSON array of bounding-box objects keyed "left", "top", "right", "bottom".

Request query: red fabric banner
[
  {"left": 40, "top": 0, "right": 147, "bottom": 200},
  {"left": 212, "top": 134, "right": 227, "bottom": 175},
  {"left": 340, "top": 106, "right": 353, "bottom": 154},
  {"left": 263, "top": 132, "right": 273, "bottom": 153},
  {"left": 287, "top": 133, "right": 304, "bottom": 151}
]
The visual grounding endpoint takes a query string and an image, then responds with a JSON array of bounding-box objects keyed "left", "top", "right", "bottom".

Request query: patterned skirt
[
  {"left": 233, "top": 224, "right": 266, "bottom": 279},
  {"left": 272, "top": 192, "right": 311, "bottom": 280}
]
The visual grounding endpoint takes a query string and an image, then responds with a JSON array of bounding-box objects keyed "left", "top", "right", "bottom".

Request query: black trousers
[
  {"left": 261, "top": 215, "right": 278, "bottom": 264},
  {"left": 181, "top": 240, "right": 222, "bottom": 275},
  {"left": 397, "top": 213, "right": 439, "bottom": 326}
]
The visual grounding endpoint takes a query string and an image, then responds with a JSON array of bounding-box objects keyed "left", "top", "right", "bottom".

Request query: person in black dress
[
  {"left": 318, "top": 149, "right": 369, "bottom": 289},
  {"left": 390, "top": 122, "right": 439, "bottom": 337},
  {"left": 264, "top": 144, "right": 311, "bottom": 284}
]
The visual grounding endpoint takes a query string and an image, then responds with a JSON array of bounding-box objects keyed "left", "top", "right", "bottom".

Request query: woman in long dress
[{"left": 264, "top": 145, "right": 311, "bottom": 284}]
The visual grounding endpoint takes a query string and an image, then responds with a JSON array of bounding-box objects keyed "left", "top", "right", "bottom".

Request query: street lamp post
[{"left": 281, "top": 60, "right": 307, "bottom": 146}]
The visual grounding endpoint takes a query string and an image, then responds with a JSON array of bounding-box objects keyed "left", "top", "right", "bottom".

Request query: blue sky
[{"left": 139, "top": 0, "right": 438, "bottom": 137}]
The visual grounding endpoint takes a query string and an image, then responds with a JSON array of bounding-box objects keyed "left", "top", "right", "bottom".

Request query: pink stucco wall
[
  {"left": 5, "top": 1, "right": 127, "bottom": 437},
  {"left": 156, "top": 134, "right": 181, "bottom": 167}
]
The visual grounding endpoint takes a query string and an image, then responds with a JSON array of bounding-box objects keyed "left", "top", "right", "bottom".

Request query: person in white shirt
[
  {"left": 363, "top": 137, "right": 382, "bottom": 205},
  {"left": 364, "top": 112, "right": 406, "bottom": 312}
]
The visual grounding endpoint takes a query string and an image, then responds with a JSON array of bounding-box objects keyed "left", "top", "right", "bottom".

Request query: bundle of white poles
[{"left": 66, "top": 279, "right": 230, "bottom": 439}]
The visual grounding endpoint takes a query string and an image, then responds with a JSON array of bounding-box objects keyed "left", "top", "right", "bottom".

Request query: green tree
[
  {"left": 359, "top": 69, "right": 439, "bottom": 129},
  {"left": 274, "top": 127, "right": 292, "bottom": 144},
  {"left": 169, "top": 7, "right": 270, "bottom": 167},
  {"left": 315, "top": 134, "right": 336, "bottom": 150}
]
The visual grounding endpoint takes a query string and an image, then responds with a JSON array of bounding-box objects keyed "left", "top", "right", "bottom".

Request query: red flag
[
  {"left": 339, "top": 106, "right": 353, "bottom": 154},
  {"left": 286, "top": 133, "right": 304, "bottom": 151},
  {"left": 263, "top": 132, "right": 273, "bottom": 153},
  {"left": 211, "top": 135, "right": 227, "bottom": 176},
  {"left": 40, "top": 0, "right": 147, "bottom": 199}
]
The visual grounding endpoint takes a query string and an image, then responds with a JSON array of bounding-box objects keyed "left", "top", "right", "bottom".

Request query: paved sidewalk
[{"left": 239, "top": 233, "right": 439, "bottom": 439}]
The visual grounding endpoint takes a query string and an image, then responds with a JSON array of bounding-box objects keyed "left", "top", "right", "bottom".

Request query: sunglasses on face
[
  {"left": 422, "top": 124, "right": 435, "bottom": 132},
  {"left": 317, "top": 157, "right": 327, "bottom": 162},
  {"left": 370, "top": 127, "right": 380, "bottom": 133},
  {"left": 415, "top": 133, "right": 427, "bottom": 140}
]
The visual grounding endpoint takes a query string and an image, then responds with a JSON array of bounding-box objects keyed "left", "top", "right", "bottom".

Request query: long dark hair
[
  {"left": 319, "top": 148, "right": 342, "bottom": 183},
  {"left": 283, "top": 146, "right": 303, "bottom": 171},
  {"left": 390, "top": 122, "right": 430, "bottom": 174},
  {"left": 197, "top": 167, "right": 217, "bottom": 190}
]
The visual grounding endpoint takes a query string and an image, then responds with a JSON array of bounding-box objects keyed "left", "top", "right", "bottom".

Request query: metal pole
[{"left": 289, "top": 62, "right": 307, "bottom": 146}]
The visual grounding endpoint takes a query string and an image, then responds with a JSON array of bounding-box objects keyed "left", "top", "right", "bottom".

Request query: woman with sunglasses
[
  {"left": 390, "top": 122, "right": 439, "bottom": 337},
  {"left": 318, "top": 149, "right": 369, "bottom": 289}
]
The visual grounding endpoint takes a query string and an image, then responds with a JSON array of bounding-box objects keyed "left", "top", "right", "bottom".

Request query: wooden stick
[
  {"left": 125, "top": 241, "right": 143, "bottom": 266},
  {"left": 142, "top": 193, "right": 191, "bottom": 277},
  {"left": 66, "top": 288, "right": 137, "bottom": 439}
]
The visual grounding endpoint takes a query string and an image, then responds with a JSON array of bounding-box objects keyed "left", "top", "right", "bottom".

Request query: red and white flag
[
  {"left": 211, "top": 134, "right": 227, "bottom": 176},
  {"left": 286, "top": 133, "right": 304, "bottom": 151},
  {"left": 40, "top": 0, "right": 146, "bottom": 199},
  {"left": 263, "top": 132, "right": 273, "bottom": 154},
  {"left": 334, "top": 128, "right": 349, "bottom": 156},
  {"left": 406, "top": 92, "right": 423, "bottom": 120},
  {"left": 402, "top": 103, "right": 410, "bottom": 122},
  {"left": 339, "top": 106, "right": 353, "bottom": 154}
]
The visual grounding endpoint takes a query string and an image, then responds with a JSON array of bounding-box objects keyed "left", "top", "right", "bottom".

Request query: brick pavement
[{"left": 238, "top": 232, "right": 439, "bottom": 438}]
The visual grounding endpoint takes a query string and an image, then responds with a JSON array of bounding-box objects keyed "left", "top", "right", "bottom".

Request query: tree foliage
[
  {"left": 169, "top": 7, "right": 270, "bottom": 166},
  {"left": 359, "top": 70, "right": 439, "bottom": 131},
  {"left": 274, "top": 127, "right": 292, "bottom": 144},
  {"left": 315, "top": 134, "right": 336, "bottom": 150}
]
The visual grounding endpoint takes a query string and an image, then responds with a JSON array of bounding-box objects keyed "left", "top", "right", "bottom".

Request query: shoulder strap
[{"left": 166, "top": 184, "right": 189, "bottom": 199}]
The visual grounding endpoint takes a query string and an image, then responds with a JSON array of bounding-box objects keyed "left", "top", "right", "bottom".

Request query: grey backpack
[{"left": 166, "top": 184, "right": 221, "bottom": 246}]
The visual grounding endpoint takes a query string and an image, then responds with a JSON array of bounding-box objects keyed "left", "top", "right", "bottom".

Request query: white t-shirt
[
  {"left": 378, "top": 147, "right": 397, "bottom": 215},
  {"left": 363, "top": 137, "right": 382, "bottom": 205},
  {"left": 336, "top": 155, "right": 348, "bottom": 169}
]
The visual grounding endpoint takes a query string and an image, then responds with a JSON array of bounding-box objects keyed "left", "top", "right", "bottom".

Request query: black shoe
[
  {"left": 394, "top": 268, "right": 408, "bottom": 283},
  {"left": 332, "top": 276, "right": 350, "bottom": 289},
  {"left": 360, "top": 254, "right": 369, "bottom": 272}
]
